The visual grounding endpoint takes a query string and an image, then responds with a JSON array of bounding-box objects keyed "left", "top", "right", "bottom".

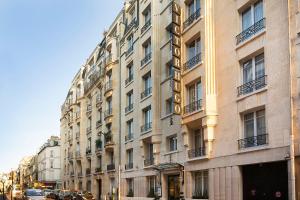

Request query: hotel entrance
[
  {"left": 167, "top": 175, "right": 180, "bottom": 200},
  {"left": 242, "top": 161, "right": 288, "bottom": 200}
]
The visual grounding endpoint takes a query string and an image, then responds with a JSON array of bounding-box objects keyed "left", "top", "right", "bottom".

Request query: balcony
[
  {"left": 86, "top": 168, "right": 91, "bottom": 176},
  {"left": 141, "top": 122, "right": 152, "bottom": 133},
  {"left": 183, "top": 99, "right": 202, "bottom": 115},
  {"left": 96, "top": 120, "right": 102, "bottom": 129},
  {"left": 238, "top": 134, "right": 268, "bottom": 149},
  {"left": 104, "top": 80, "right": 112, "bottom": 93},
  {"left": 183, "top": 53, "right": 201, "bottom": 72},
  {"left": 141, "top": 19, "right": 151, "bottom": 34},
  {"left": 236, "top": 18, "right": 266, "bottom": 45},
  {"left": 94, "top": 167, "right": 102, "bottom": 174},
  {"left": 86, "top": 127, "right": 92, "bottom": 135},
  {"left": 141, "top": 87, "right": 152, "bottom": 99},
  {"left": 126, "top": 45, "right": 134, "bottom": 56},
  {"left": 77, "top": 172, "right": 83, "bottom": 178},
  {"left": 86, "top": 147, "right": 92, "bottom": 156},
  {"left": 104, "top": 108, "right": 113, "bottom": 119},
  {"left": 107, "top": 163, "right": 115, "bottom": 171},
  {"left": 237, "top": 75, "right": 267, "bottom": 96},
  {"left": 84, "top": 72, "right": 101, "bottom": 94},
  {"left": 125, "top": 103, "right": 133, "bottom": 113},
  {"left": 95, "top": 139, "right": 103, "bottom": 154},
  {"left": 125, "top": 134, "right": 133, "bottom": 142},
  {"left": 141, "top": 52, "right": 152, "bottom": 66},
  {"left": 86, "top": 104, "right": 92, "bottom": 114},
  {"left": 125, "top": 73, "right": 133, "bottom": 85},
  {"left": 144, "top": 157, "right": 154, "bottom": 167},
  {"left": 104, "top": 132, "right": 114, "bottom": 146},
  {"left": 188, "top": 147, "right": 206, "bottom": 159},
  {"left": 124, "top": 18, "right": 137, "bottom": 34},
  {"left": 125, "top": 162, "right": 133, "bottom": 170},
  {"left": 183, "top": 9, "right": 201, "bottom": 30}
]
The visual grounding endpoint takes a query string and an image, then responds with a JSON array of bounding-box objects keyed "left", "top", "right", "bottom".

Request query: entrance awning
[{"left": 153, "top": 162, "right": 183, "bottom": 171}]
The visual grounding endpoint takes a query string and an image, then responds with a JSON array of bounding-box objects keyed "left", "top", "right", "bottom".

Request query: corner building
[{"left": 61, "top": 0, "right": 300, "bottom": 200}]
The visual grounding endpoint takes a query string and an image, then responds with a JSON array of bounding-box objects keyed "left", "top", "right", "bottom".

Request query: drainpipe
[{"left": 287, "top": 0, "right": 296, "bottom": 199}]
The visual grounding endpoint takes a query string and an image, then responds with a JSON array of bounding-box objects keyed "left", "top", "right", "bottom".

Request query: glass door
[{"left": 168, "top": 175, "right": 180, "bottom": 200}]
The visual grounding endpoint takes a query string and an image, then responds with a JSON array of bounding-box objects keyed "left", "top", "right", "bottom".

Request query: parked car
[
  {"left": 75, "top": 192, "right": 95, "bottom": 200},
  {"left": 43, "top": 190, "right": 53, "bottom": 197},
  {"left": 24, "top": 189, "right": 45, "bottom": 200},
  {"left": 45, "top": 192, "right": 59, "bottom": 200},
  {"left": 12, "top": 185, "right": 22, "bottom": 200},
  {"left": 58, "top": 190, "right": 71, "bottom": 200}
]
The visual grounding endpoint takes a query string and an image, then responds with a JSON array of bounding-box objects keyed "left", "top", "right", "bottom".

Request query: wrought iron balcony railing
[
  {"left": 183, "top": 99, "right": 202, "bottom": 115},
  {"left": 124, "top": 18, "right": 137, "bottom": 34},
  {"left": 125, "top": 103, "right": 133, "bottom": 113},
  {"left": 188, "top": 147, "right": 206, "bottom": 159},
  {"left": 96, "top": 120, "right": 102, "bottom": 128},
  {"left": 86, "top": 168, "right": 91, "bottom": 176},
  {"left": 86, "top": 127, "right": 92, "bottom": 135},
  {"left": 183, "top": 9, "right": 201, "bottom": 29},
  {"left": 141, "top": 52, "right": 152, "bottom": 66},
  {"left": 86, "top": 147, "right": 92, "bottom": 155},
  {"left": 144, "top": 157, "right": 154, "bottom": 167},
  {"left": 238, "top": 133, "right": 268, "bottom": 149},
  {"left": 125, "top": 73, "right": 133, "bottom": 85},
  {"left": 125, "top": 162, "right": 133, "bottom": 170},
  {"left": 125, "top": 134, "right": 133, "bottom": 141},
  {"left": 95, "top": 167, "right": 102, "bottom": 173},
  {"left": 141, "top": 122, "right": 152, "bottom": 133},
  {"left": 104, "top": 108, "right": 113, "bottom": 118},
  {"left": 183, "top": 53, "right": 201, "bottom": 71},
  {"left": 107, "top": 163, "right": 115, "bottom": 171},
  {"left": 141, "top": 87, "right": 152, "bottom": 99},
  {"left": 237, "top": 75, "right": 267, "bottom": 96},
  {"left": 236, "top": 18, "right": 266, "bottom": 45},
  {"left": 104, "top": 80, "right": 112, "bottom": 93},
  {"left": 141, "top": 19, "right": 151, "bottom": 34}
]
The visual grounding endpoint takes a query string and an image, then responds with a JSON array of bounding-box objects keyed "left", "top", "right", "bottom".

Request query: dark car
[{"left": 75, "top": 192, "right": 94, "bottom": 200}]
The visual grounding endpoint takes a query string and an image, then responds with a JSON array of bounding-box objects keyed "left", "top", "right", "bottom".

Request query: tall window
[
  {"left": 144, "top": 73, "right": 152, "bottom": 90},
  {"left": 194, "top": 129, "right": 205, "bottom": 150},
  {"left": 242, "top": 0, "right": 263, "bottom": 30},
  {"left": 144, "top": 106, "right": 152, "bottom": 126},
  {"left": 144, "top": 41, "right": 151, "bottom": 56},
  {"left": 127, "top": 35, "right": 133, "bottom": 49},
  {"left": 187, "top": 38, "right": 201, "bottom": 60},
  {"left": 87, "top": 117, "right": 91, "bottom": 128},
  {"left": 50, "top": 150, "right": 54, "bottom": 157},
  {"left": 193, "top": 170, "right": 208, "bottom": 199},
  {"left": 87, "top": 138, "right": 91, "bottom": 149},
  {"left": 188, "top": 81, "right": 202, "bottom": 104},
  {"left": 127, "top": 119, "right": 133, "bottom": 139},
  {"left": 127, "top": 90, "right": 133, "bottom": 106},
  {"left": 127, "top": 62, "right": 133, "bottom": 82},
  {"left": 127, "top": 149, "right": 133, "bottom": 164},
  {"left": 166, "top": 98, "right": 173, "bottom": 115},
  {"left": 148, "top": 176, "right": 156, "bottom": 195},
  {"left": 187, "top": 0, "right": 200, "bottom": 17},
  {"left": 242, "top": 53, "right": 265, "bottom": 84},
  {"left": 127, "top": 178, "right": 134, "bottom": 196},
  {"left": 107, "top": 98, "right": 112, "bottom": 112},
  {"left": 148, "top": 143, "right": 154, "bottom": 159},
  {"left": 50, "top": 160, "right": 54, "bottom": 169},
  {"left": 144, "top": 7, "right": 151, "bottom": 23},
  {"left": 244, "top": 109, "right": 266, "bottom": 138},
  {"left": 169, "top": 135, "right": 177, "bottom": 152}
]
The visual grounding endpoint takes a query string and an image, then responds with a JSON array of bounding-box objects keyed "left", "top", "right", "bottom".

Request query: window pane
[
  {"left": 189, "top": 85, "right": 196, "bottom": 103},
  {"left": 255, "top": 54, "right": 265, "bottom": 78},
  {"left": 256, "top": 110, "right": 266, "bottom": 135},
  {"left": 196, "top": 81, "right": 202, "bottom": 100},
  {"left": 243, "top": 60, "right": 253, "bottom": 83},
  {"left": 242, "top": 8, "right": 252, "bottom": 30},
  {"left": 196, "top": 0, "right": 200, "bottom": 10},
  {"left": 254, "top": 0, "right": 263, "bottom": 23},
  {"left": 244, "top": 113, "right": 254, "bottom": 138}
]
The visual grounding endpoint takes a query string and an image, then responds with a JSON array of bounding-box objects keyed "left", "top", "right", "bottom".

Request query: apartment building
[
  {"left": 61, "top": 0, "right": 300, "bottom": 199},
  {"left": 37, "top": 136, "right": 61, "bottom": 189}
]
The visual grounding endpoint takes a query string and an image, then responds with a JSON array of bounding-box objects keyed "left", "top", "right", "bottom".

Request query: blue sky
[{"left": 0, "top": 0, "right": 122, "bottom": 172}]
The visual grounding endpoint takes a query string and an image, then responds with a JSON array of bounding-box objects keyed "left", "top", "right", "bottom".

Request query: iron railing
[
  {"left": 104, "top": 108, "right": 113, "bottom": 118},
  {"left": 236, "top": 18, "right": 266, "bottom": 45},
  {"left": 95, "top": 167, "right": 102, "bottom": 173},
  {"left": 183, "top": 99, "right": 202, "bottom": 114},
  {"left": 104, "top": 80, "right": 112, "bottom": 93},
  {"left": 238, "top": 134, "right": 268, "bottom": 149},
  {"left": 141, "top": 122, "right": 152, "bottom": 133},
  {"left": 144, "top": 157, "right": 154, "bottom": 167},
  {"left": 237, "top": 75, "right": 267, "bottom": 96},
  {"left": 183, "top": 53, "right": 201, "bottom": 71},
  {"left": 141, "top": 87, "right": 152, "bottom": 99},
  {"left": 125, "top": 103, "right": 133, "bottom": 113},
  {"left": 124, "top": 18, "right": 137, "bottom": 34},
  {"left": 141, "top": 19, "right": 151, "bottom": 34},
  {"left": 141, "top": 52, "right": 152, "bottom": 66},
  {"left": 183, "top": 9, "right": 201, "bottom": 29},
  {"left": 188, "top": 147, "right": 206, "bottom": 159},
  {"left": 107, "top": 163, "right": 116, "bottom": 171},
  {"left": 86, "top": 147, "right": 92, "bottom": 155}
]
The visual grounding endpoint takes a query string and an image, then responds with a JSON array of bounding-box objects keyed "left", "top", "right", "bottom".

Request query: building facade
[
  {"left": 37, "top": 136, "right": 61, "bottom": 189},
  {"left": 61, "top": 0, "right": 300, "bottom": 199}
]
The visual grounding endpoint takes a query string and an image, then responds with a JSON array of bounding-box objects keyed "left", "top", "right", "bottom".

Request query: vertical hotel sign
[{"left": 171, "top": 2, "right": 182, "bottom": 115}]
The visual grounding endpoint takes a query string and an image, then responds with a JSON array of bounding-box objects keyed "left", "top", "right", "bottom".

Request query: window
[
  {"left": 87, "top": 138, "right": 91, "bottom": 150},
  {"left": 144, "top": 73, "right": 152, "bottom": 90},
  {"left": 188, "top": 81, "right": 202, "bottom": 104},
  {"left": 188, "top": 129, "right": 205, "bottom": 158},
  {"left": 242, "top": 0, "right": 263, "bottom": 31},
  {"left": 244, "top": 109, "right": 266, "bottom": 138},
  {"left": 144, "top": 106, "right": 152, "bottom": 126},
  {"left": 127, "top": 119, "right": 133, "bottom": 139},
  {"left": 187, "top": 0, "right": 200, "bottom": 18},
  {"left": 127, "top": 149, "right": 133, "bottom": 165},
  {"left": 148, "top": 143, "right": 154, "bottom": 159},
  {"left": 239, "top": 53, "right": 265, "bottom": 95},
  {"left": 87, "top": 117, "right": 91, "bottom": 128},
  {"left": 127, "top": 178, "right": 134, "bottom": 196},
  {"left": 126, "top": 62, "right": 133, "bottom": 84},
  {"left": 50, "top": 150, "right": 54, "bottom": 157},
  {"left": 187, "top": 38, "right": 201, "bottom": 60},
  {"left": 166, "top": 62, "right": 173, "bottom": 78},
  {"left": 144, "top": 41, "right": 151, "bottom": 56},
  {"left": 144, "top": 7, "right": 151, "bottom": 23},
  {"left": 86, "top": 180, "right": 91, "bottom": 192},
  {"left": 169, "top": 135, "right": 177, "bottom": 151},
  {"left": 98, "top": 109, "right": 102, "bottom": 122},
  {"left": 166, "top": 98, "right": 173, "bottom": 115},
  {"left": 148, "top": 176, "right": 156, "bottom": 195},
  {"left": 50, "top": 160, "right": 54, "bottom": 168},
  {"left": 193, "top": 170, "right": 208, "bottom": 199},
  {"left": 127, "top": 90, "right": 133, "bottom": 106}
]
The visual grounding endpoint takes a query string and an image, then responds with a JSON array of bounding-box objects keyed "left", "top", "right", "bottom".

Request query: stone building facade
[{"left": 60, "top": 0, "right": 300, "bottom": 199}]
